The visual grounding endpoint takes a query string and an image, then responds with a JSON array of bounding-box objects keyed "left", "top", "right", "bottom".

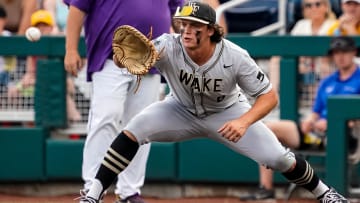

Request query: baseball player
[
  {"left": 79, "top": 1, "right": 349, "bottom": 203},
  {"left": 63, "top": 0, "right": 183, "bottom": 202}
]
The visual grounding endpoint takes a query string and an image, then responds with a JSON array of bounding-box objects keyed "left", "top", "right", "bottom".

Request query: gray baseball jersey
[
  {"left": 153, "top": 33, "right": 271, "bottom": 117},
  {"left": 125, "top": 34, "right": 293, "bottom": 172}
]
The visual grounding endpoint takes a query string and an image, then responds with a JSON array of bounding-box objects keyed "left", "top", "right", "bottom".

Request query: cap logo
[
  {"left": 180, "top": 2, "right": 200, "bottom": 16},
  {"left": 173, "top": 1, "right": 216, "bottom": 25}
]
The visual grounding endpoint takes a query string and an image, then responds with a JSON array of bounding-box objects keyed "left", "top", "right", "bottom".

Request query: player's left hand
[{"left": 218, "top": 119, "right": 250, "bottom": 142}]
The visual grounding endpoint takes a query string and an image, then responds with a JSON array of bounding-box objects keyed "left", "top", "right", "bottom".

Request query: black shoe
[
  {"left": 115, "top": 193, "right": 146, "bottom": 203},
  {"left": 239, "top": 186, "right": 275, "bottom": 200}
]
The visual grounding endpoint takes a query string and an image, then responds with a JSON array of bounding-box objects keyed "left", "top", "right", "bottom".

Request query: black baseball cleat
[
  {"left": 317, "top": 188, "right": 349, "bottom": 203},
  {"left": 239, "top": 185, "right": 275, "bottom": 200},
  {"left": 115, "top": 193, "right": 146, "bottom": 203}
]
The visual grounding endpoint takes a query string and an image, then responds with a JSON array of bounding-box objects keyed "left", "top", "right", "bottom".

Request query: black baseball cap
[
  {"left": 173, "top": 1, "right": 216, "bottom": 25},
  {"left": 328, "top": 36, "right": 359, "bottom": 55},
  {"left": 342, "top": 0, "right": 360, "bottom": 4}
]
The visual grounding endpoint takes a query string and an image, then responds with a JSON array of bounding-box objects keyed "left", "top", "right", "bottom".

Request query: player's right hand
[
  {"left": 218, "top": 118, "right": 250, "bottom": 143},
  {"left": 64, "top": 50, "right": 83, "bottom": 77}
]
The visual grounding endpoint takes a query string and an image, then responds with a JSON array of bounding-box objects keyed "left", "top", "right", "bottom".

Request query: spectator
[
  {"left": 0, "top": 0, "right": 38, "bottom": 34},
  {"left": 0, "top": 4, "right": 6, "bottom": 33},
  {"left": 0, "top": 5, "right": 16, "bottom": 92},
  {"left": 1, "top": 0, "right": 38, "bottom": 110},
  {"left": 327, "top": 0, "right": 360, "bottom": 36},
  {"left": 7, "top": 9, "right": 81, "bottom": 122},
  {"left": 269, "top": 0, "right": 336, "bottom": 103},
  {"left": 240, "top": 36, "right": 360, "bottom": 200},
  {"left": 63, "top": 0, "right": 183, "bottom": 202},
  {"left": 43, "top": 0, "right": 68, "bottom": 34}
]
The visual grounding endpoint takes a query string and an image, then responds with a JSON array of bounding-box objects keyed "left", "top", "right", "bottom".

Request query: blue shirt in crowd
[{"left": 313, "top": 66, "right": 360, "bottom": 119}]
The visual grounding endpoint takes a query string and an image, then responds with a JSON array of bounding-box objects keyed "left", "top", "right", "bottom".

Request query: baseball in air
[{"left": 25, "top": 27, "right": 41, "bottom": 42}]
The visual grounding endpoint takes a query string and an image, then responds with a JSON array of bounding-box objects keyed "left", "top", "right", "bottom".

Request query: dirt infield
[
  {"left": 0, "top": 193, "right": 320, "bottom": 203},
  {"left": 2, "top": 193, "right": 360, "bottom": 203},
  {"left": 0, "top": 183, "right": 359, "bottom": 203}
]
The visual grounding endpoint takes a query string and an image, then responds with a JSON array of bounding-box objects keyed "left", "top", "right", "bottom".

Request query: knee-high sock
[
  {"left": 92, "top": 132, "right": 139, "bottom": 197},
  {"left": 282, "top": 155, "right": 319, "bottom": 191}
]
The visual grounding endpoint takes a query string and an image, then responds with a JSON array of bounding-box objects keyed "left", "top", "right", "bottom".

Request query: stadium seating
[
  {"left": 221, "top": 0, "right": 343, "bottom": 34},
  {"left": 221, "top": 0, "right": 278, "bottom": 33}
]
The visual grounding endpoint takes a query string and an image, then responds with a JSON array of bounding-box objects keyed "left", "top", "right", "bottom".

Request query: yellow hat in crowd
[{"left": 31, "top": 9, "right": 54, "bottom": 26}]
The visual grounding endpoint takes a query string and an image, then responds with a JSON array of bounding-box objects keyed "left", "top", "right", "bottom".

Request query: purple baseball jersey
[{"left": 64, "top": 0, "right": 183, "bottom": 81}]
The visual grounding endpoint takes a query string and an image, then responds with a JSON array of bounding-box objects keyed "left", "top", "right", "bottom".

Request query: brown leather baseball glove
[{"left": 112, "top": 25, "right": 159, "bottom": 75}]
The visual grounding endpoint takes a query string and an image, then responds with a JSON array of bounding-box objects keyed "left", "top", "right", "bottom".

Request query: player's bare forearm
[
  {"left": 240, "top": 88, "right": 278, "bottom": 125},
  {"left": 65, "top": 6, "right": 84, "bottom": 52},
  {"left": 65, "top": 6, "right": 85, "bottom": 76}
]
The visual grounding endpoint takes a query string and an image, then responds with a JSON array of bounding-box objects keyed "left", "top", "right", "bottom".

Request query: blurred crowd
[{"left": 0, "top": 0, "right": 82, "bottom": 125}]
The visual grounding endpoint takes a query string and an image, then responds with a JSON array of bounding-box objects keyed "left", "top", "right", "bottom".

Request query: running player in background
[
  {"left": 79, "top": 1, "right": 349, "bottom": 203},
  {"left": 63, "top": 0, "right": 183, "bottom": 202}
]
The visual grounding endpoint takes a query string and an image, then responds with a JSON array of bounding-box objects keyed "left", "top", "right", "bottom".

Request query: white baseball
[{"left": 25, "top": 27, "right": 41, "bottom": 42}]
